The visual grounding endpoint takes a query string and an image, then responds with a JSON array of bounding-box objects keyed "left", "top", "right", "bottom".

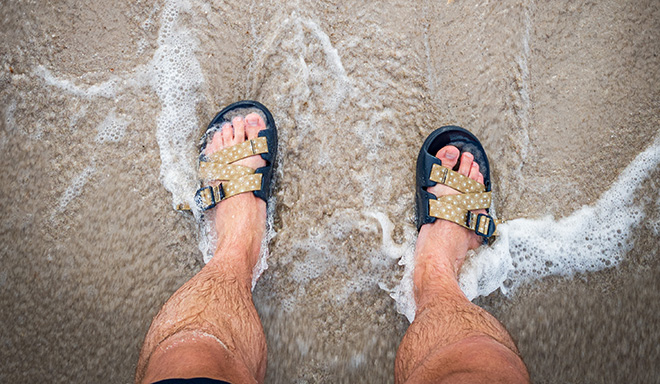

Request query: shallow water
[{"left": 1, "top": 0, "right": 659, "bottom": 383}]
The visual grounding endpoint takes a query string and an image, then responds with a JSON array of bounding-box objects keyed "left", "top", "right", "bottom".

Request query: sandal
[
  {"left": 415, "top": 125, "right": 502, "bottom": 239},
  {"left": 177, "top": 100, "right": 278, "bottom": 211}
]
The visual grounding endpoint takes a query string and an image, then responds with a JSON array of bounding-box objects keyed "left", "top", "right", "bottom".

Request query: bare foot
[
  {"left": 413, "top": 145, "right": 487, "bottom": 303},
  {"left": 203, "top": 112, "right": 269, "bottom": 281}
]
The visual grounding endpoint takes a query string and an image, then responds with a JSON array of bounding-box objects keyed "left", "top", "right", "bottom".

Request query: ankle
[
  {"left": 206, "top": 252, "right": 256, "bottom": 286},
  {"left": 416, "top": 224, "right": 469, "bottom": 271},
  {"left": 213, "top": 194, "right": 266, "bottom": 246},
  {"left": 413, "top": 222, "right": 472, "bottom": 305},
  {"left": 414, "top": 254, "right": 459, "bottom": 295}
]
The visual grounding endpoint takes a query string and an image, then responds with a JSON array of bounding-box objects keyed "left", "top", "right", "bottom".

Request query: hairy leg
[
  {"left": 395, "top": 147, "right": 529, "bottom": 384},
  {"left": 136, "top": 113, "right": 270, "bottom": 384}
]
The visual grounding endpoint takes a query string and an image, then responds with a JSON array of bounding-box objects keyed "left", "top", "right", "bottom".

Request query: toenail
[
  {"left": 246, "top": 116, "right": 259, "bottom": 126},
  {"left": 445, "top": 152, "right": 457, "bottom": 160}
]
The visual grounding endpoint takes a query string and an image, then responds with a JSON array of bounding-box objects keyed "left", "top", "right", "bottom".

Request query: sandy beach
[{"left": 1, "top": 0, "right": 658, "bottom": 382}]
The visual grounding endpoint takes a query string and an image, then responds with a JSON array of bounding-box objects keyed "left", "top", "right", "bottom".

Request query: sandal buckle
[
  {"left": 195, "top": 185, "right": 225, "bottom": 211},
  {"left": 439, "top": 166, "right": 448, "bottom": 184},
  {"left": 473, "top": 213, "right": 496, "bottom": 238},
  {"left": 431, "top": 164, "right": 449, "bottom": 184}
]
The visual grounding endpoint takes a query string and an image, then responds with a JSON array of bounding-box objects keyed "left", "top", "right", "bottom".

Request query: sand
[{"left": 0, "top": 0, "right": 658, "bottom": 382}]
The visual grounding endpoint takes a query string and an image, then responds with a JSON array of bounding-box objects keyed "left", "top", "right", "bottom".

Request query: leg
[
  {"left": 395, "top": 147, "right": 530, "bottom": 384},
  {"left": 136, "top": 114, "right": 270, "bottom": 384}
]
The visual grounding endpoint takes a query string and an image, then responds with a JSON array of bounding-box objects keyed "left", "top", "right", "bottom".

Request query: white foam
[
  {"left": 30, "top": 0, "right": 282, "bottom": 281},
  {"left": 365, "top": 211, "right": 415, "bottom": 260},
  {"left": 462, "top": 135, "right": 660, "bottom": 299},
  {"left": 249, "top": 14, "right": 352, "bottom": 112},
  {"left": 299, "top": 18, "right": 351, "bottom": 112},
  {"left": 391, "top": 136, "right": 660, "bottom": 322},
  {"left": 148, "top": 0, "right": 203, "bottom": 213},
  {"left": 56, "top": 164, "right": 96, "bottom": 213},
  {"left": 4, "top": 99, "right": 17, "bottom": 132},
  {"left": 32, "top": 0, "right": 202, "bottom": 214},
  {"left": 35, "top": 65, "right": 119, "bottom": 99},
  {"left": 95, "top": 109, "right": 129, "bottom": 143}
]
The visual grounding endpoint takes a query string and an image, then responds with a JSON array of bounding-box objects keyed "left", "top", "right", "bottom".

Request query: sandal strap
[
  {"left": 429, "top": 163, "right": 485, "bottom": 194},
  {"left": 204, "top": 137, "right": 268, "bottom": 165},
  {"left": 436, "top": 192, "right": 491, "bottom": 210},
  {"left": 429, "top": 192, "right": 502, "bottom": 238},
  {"left": 199, "top": 163, "right": 254, "bottom": 182},
  {"left": 195, "top": 174, "right": 263, "bottom": 210},
  {"left": 177, "top": 137, "right": 271, "bottom": 212},
  {"left": 194, "top": 137, "right": 270, "bottom": 211}
]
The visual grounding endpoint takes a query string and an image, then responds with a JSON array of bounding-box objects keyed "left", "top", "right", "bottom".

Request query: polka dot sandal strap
[
  {"left": 428, "top": 192, "right": 502, "bottom": 238},
  {"left": 429, "top": 163, "right": 485, "bottom": 194},
  {"left": 222, "top": 174, "right": 263, "bottom": 200},
  {"left": 198, "top": 163, "right": 254, "bottom": 182},
  {"left": 192, "top": 136, "right": 270, "bottom": 211},
  {"left": 203, "top": 137, "right": 269, "bottom": 165},
  {"left": 175, "top": 101, "right": 278, "bottom": 212},
  {"left": 194, "top": 174, "right": 263, "bottom": 211},
  {"left": 437, "top": 192, "right": 492, "bottom": 210}
]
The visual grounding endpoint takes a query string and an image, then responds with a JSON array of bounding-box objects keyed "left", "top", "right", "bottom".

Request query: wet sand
[{"left": 1, "top": 0, "right": 659, "bottom": 383}]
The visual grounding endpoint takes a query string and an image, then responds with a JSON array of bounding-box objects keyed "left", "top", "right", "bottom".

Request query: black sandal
[
  {"left": 415, "top": 125, "right": 502, "bottom": 239},
  {"left": 177, "top": 100, "right": 278, "bottom": 211}
]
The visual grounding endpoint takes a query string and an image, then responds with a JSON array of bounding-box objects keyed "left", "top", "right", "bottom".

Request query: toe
[
  {"left": 245, "top": 112, "right": 266, "bottom": 139},
  {"left": 468, "top": 162, "right": 480, "bottom": 181},
  {"left": 232, "top": 116, "right": 246, "bottom": 144},
  {"left": 204, "top": 131, "right": 223, "bottom": 155},
  {"left": 435, "top": 145, "right": 460, "bottom": 169},
  {"left": 221, "top": 122, "right": 233, "bottom": 146},
  {"left": 458, "top": 152, "right": 473, "bottom": 176},
  {"left": 476, "top": 172, "right": 484, "bottom": 185}
]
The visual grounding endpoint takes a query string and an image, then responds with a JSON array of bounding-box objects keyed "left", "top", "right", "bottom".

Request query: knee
[
  {"left": 407, "top": 336, "right": 529, "bottom": 384},
  {"left": 140, "top": 331, "right": 259, "bottom": 384}
]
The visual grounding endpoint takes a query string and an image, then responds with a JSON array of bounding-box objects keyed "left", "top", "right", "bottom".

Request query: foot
[
  {"left": 203, "top": 113, "right": 268, "bottom": 280},
  {"left": 413, "top": 145, "right": 486, "bottom": 300}
]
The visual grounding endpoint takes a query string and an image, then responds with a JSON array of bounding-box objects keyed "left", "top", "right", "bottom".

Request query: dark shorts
[{"left": 153, "top": 379, "right": 232, "bottom": 384}]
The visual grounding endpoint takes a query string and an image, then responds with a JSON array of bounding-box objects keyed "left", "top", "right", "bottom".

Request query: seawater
[
  {"left": 14, "top": 0, "right": 659, "bottom": 381},
  {"left": 391, "top": 136, "right": 660, "bottom": 321},
  {"left": 37, "top": 0, "right": 660, "bottom": 319}
]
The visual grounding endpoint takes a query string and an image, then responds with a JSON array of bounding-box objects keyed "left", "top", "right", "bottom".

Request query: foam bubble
[
  {"left": 95, "top": 109, "right": 129, "bottom": 143},
  {"left": 148, "top": 0, "right": 203, "bottom": 213},
  {"left": 56, "top": 165, "right": 96, "bottom": 213}
]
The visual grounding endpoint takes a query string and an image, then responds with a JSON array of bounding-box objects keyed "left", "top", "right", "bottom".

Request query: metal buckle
[
  {"left": 250, "top": 139, "right": 256, "bottom": 155},
  {"left": 432, "top": 164, "right": 449, "bottom": 184},
  {"left": 194, "top": 185, "right": 225, "bottom": 211},
  {"left": 473, "top": 213, "right": 496, "bottom": 238},
  {"left": 439, "top": 166, "right": 448, "bottom": 184}
]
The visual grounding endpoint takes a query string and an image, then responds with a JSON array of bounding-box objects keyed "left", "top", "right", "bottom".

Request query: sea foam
[
  {"left": 95, "top": 109, "right": 129, "bottom": 143},
  {"left": 148, "top": 0, "right": 203, "bottom": 213},
  {"left": 391, "top": 135, "right": 660, "bottom": 322}
]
